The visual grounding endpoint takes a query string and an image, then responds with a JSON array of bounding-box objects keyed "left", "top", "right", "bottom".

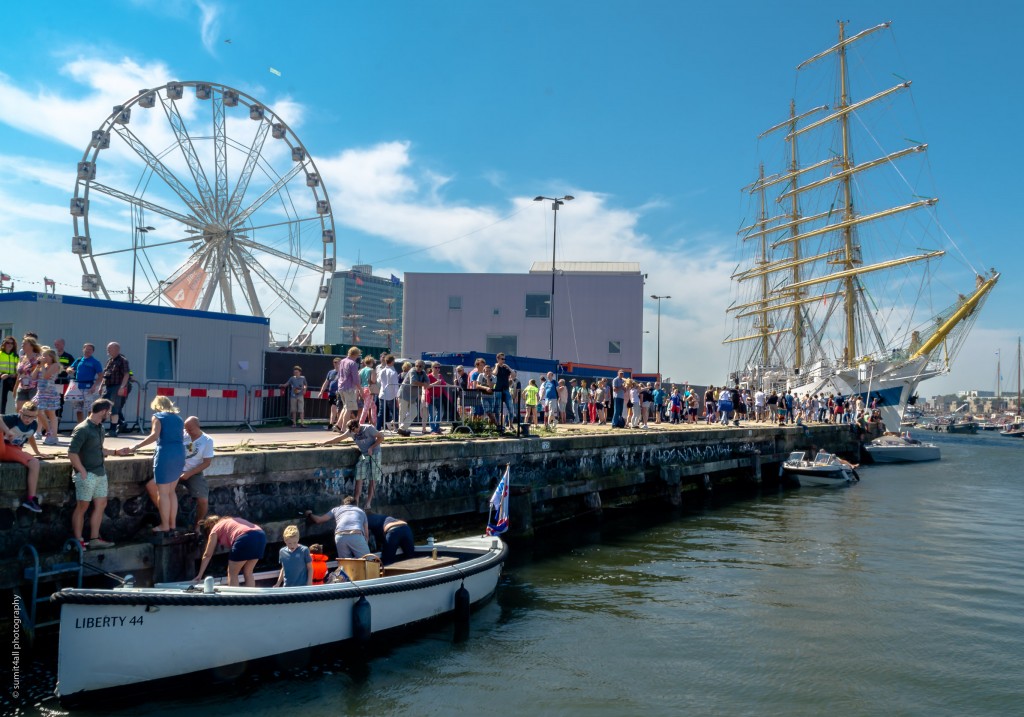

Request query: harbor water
[{"left": 20, "top": 431, "right": 1023, "bottom": 716}]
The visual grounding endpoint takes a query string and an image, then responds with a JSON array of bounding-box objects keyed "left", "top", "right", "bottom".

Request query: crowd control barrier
[
  {"left": 248, "top": 384, "right": 334, "bottom": 427},
  {"left": 142, "top": 381, "right": 251, "bottom": 432}
]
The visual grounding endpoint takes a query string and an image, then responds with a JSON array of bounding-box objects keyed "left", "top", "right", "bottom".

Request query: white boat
[
  {"left": 52, "top": 535, "right": 507, "bottom": 706},
  {"left": 781, "top": 450, "right": 858, "bottom": 487},
  {"left": 864, "top": 432, "right": 940, "bottom": 463},
  {"left": 725, "top": 21, "right": 998, "bottom": 431}
]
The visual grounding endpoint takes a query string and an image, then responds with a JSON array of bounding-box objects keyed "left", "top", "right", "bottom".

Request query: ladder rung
[{"left": 24, "top": 563, "right": 83, "bottom": 580}]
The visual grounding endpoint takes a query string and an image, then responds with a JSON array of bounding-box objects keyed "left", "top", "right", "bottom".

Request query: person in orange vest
[{"left": 309, "top": 543, "right": 330, "bottom": 585}]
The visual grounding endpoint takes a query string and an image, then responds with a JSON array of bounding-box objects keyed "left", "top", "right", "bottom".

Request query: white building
[
  {"left": 1, "top": 292, "right": 269, "bottom": 426},
  {"left": 402, "top": 262, "right": 644, "bottom": 369}
]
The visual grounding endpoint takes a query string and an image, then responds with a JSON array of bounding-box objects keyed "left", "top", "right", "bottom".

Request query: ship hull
[{"left": 790, "top": 356, "right": 930, "bottom": 431}]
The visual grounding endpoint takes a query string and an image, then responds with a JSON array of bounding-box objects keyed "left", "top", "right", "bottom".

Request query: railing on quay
[
  {"left": 141, "top": 380, "right": 251, "bottom": 432},
  {"left": 248, "top": 384, "right": 335, "bottom": 427}
]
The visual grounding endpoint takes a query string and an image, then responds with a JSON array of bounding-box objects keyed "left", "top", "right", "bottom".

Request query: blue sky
[{"left": 0, "top": 1, "right": 1020, "bottom": 398}]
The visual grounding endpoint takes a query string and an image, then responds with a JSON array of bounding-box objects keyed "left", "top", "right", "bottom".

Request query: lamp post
[
  {"left": 533, "top": 195, "right": 574, "bottom": 360},
  {"left": 132, "top": 226, "right": 154, "bottom": 303},
  {"left": 650, "top": 294, "right": 671, "bottom": 380}
]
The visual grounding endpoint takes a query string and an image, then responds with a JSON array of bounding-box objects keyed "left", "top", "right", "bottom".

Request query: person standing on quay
[
  {"left": 0, "top": 336, "right": 18, "bottom": 414},
  {"left": 68, "top": 398, "right": 129, "bottom": 550},
  {"left": 178, "top": 416, "right": 214, "bottom": 532},
  {"left": 98, "top": 342, "right": 130, "bottom": 437},
  {"left": 335, "top": 346, "right": 362, "bottom": 427},
  {"left": 131, "top": 396, "right": 185, "bottom": 533}
]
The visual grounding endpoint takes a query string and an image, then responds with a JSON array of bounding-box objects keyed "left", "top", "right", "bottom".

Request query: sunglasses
[{"left": 21, "top": 411, "right": 38, "bottom": 418}]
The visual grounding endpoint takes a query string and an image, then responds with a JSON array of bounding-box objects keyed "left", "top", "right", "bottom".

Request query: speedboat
[
  {"left": 52, "top": 535, "right": 507, "bottom": 706},
  {"left": 781, "top": 450, "right": 858, "bottom": 487},
  {"left": 864, "top": 432, "right": 940, "bottom": 463}
]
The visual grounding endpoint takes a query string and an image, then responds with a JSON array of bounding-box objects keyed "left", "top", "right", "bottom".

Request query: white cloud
[{"left": 196, "top": 1, "right": 222, "bottom": 56}]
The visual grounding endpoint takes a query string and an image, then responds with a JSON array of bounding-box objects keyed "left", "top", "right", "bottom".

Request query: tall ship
[{"left": 725, "top": 21, "right": 999, "bottom": 430}]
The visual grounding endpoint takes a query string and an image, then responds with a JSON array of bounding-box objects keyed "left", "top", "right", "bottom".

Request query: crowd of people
[
  {"left": 4, "top": 333, "right": 884, "bottom": 586},
  {"left": 1, "top": 330, "right": 217, "bottom": 550}
]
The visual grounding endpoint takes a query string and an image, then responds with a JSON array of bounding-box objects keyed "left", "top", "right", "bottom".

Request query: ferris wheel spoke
[
  {"left": 90, "top": 234, "right": 204, "bottom": 259},
  {"left": 109, "top": 126, "right": 211, "bottom": 224},
  {"left": 228, "top": 246, "right": 264, "bottom": 316},
  {"left": 88, "top": 182, "right": 200, "bottom": 229},
  {"left": 199, "top": 245, "right": 231, "bottom": 312},
  {"left": 234, "top": 237, "right": 322, "bottom": 273},
  {"left": 231, "top": 162, "right": 305, "bottom": 226},
  {"left": 159, "top": 94, "right": 216, "bottom": 220},
  {"left": 218, "top": 257, "right": 236, "bottom": 314},
  {"left": 239, "top": 216, "right": 322, "bottom": 234},
  {"left": 212, "top": 92, "right": 229, "bottom": 221},
  {"left": 235, "top": 247, "right": 312, "bottom": 321},
  {"left": 225, "top": 120, "right": 271, "bottom": 221}
]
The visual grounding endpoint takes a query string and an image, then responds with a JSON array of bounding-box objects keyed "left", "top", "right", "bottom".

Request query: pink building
[{"left": 402, "top": 262, "right": 644, "bottom": 369}]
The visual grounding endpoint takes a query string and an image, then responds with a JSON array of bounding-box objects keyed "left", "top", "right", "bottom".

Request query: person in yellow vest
[{"left": 0, "top": 336, "right": 18, "bottom": 414}]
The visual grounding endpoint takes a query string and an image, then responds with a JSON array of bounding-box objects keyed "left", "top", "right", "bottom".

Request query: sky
[{"left": 0, "top": 0, "right": 1021, "bottom": 397}]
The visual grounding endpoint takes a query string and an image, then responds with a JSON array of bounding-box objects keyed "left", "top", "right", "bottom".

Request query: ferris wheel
[{"left": 70, "top": 81, "right": 336, "bottom": 344}]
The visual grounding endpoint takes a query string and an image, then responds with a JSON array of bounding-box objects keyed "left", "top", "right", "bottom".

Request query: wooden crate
[{"left": 336, "top": 558, "right": 381, "bottom": 581}]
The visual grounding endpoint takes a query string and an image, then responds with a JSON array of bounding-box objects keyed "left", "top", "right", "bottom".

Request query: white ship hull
[
  {"left": 53, "top": 536, "right": 506, "bottom": 704},
  {"left": 790, "top": 356, "right": 932, "bottom": 431}
]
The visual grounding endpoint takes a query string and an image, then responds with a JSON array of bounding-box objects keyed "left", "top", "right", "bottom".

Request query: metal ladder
[{"left": 18, "top": 539, "right": 85, "bottom": 629}]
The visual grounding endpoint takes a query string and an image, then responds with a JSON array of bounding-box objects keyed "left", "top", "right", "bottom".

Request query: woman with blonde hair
[
  {"left": 14, "top": 336, "right": 41, "bottom": 413},
  {"left": 131, "top": 395, "right": 185, "bottom": 533},
  {"left": 32, "top": 347, "right": 63, "bottom": 445}
]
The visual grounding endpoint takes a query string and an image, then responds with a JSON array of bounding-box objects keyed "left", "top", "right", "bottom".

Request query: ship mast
[
  {"left": 756, "top": 164, "right": 770, "bottom": 367},
  {"left": 786, "top": 99, "right": 804, "bottom": 371},
  {"left": 836, "top": 21, "right": 859, "bottom": 365}
]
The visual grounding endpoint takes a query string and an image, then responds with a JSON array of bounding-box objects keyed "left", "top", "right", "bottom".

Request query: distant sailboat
[
  {"left": 726, "top": 21, "right": 999, "bottom": 430},
  {"left": 1000, "top": 338, "right": 1023, "bottom": 437}
]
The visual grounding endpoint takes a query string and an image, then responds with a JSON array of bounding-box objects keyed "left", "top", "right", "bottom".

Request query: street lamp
[
  {"left": 534, "top": 195, "right": 574, "bottom": 360},
  {"left": 650, "top": 294, "right": 671, "bottom": 380},
  {"left": 132, "top": 226, "right": 154, "bottom": 303}
]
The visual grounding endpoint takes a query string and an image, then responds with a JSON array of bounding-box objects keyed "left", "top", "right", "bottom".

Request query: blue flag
[
  {"left": 486, "top": 466, "right": 510, "bottom": 536},
  {"left": 390, "top": 273, "right": 401, "bottom": 285}
]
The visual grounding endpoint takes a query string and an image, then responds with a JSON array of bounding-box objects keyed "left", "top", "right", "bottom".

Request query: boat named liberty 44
[
  {"left": 51, "top": 535, "right": 506, "bottom": 706},
  {"left": 726, "top": 21, "right": 999, "bottom": 430}
]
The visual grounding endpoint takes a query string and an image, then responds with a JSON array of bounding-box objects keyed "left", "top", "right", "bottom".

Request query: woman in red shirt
[{"left": 193, "top": 515, "right": 267, "bottom": 587}]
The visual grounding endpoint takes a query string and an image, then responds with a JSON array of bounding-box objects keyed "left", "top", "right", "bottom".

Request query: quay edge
[{"left": 0, "top": 423, "right": 863, "bottom": 590}]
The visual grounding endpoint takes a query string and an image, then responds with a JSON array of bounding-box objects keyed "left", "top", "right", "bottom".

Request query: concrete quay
[{"left": 0, "top": 421, "right": 863, "bottom": 590}]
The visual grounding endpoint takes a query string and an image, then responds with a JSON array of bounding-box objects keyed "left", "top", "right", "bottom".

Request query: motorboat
[
  {"left": 51, "top": 535, "right": 507, "bottom": 706},
  {"left": 781, "top": 450, "right": 858, "bottom": 487},
  {"left": 864, "top": 432, "right": 940, "bottom": 463},
  {"left": 999, "top": 417, "right": 1024, "bottom": 438}
]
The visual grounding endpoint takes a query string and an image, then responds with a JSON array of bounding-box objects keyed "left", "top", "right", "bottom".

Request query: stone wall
[{"left": 1, "top": 424, "right": 861, "bottom": 587}]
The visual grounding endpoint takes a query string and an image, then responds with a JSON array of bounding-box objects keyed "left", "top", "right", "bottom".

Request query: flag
[
  {"left": 390, "top": 273, "right": 401, "bottom": 285},
  {"left": 486, "top": 465, "right": 510, "bottom": 536},
  {"left": 355, "top": 276, "right": 364, "bottom": 286},
  {"left": 44, "top": 277, "right": 55, "bottom": 288},
  {"left": 0, "top": 273, "right": 10, "bottom": 281}
]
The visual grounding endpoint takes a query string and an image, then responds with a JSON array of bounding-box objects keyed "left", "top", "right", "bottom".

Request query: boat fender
[
  {"left": 453, "top": 582, "right": 471, "bottom": 642},
  {"left": 703, "top": 474, "right": 712, "bottom": 493},
  {"left": 352, "top": 596, "right": 372, "bottom": 647}
]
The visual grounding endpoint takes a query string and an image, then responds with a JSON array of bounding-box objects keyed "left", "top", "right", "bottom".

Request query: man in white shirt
[
  {"left": 179, "top": 416, "right": 214, "bottom": 531},
  {"left": 754, "top": 388, "right": 767, "bottom": 423}
]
